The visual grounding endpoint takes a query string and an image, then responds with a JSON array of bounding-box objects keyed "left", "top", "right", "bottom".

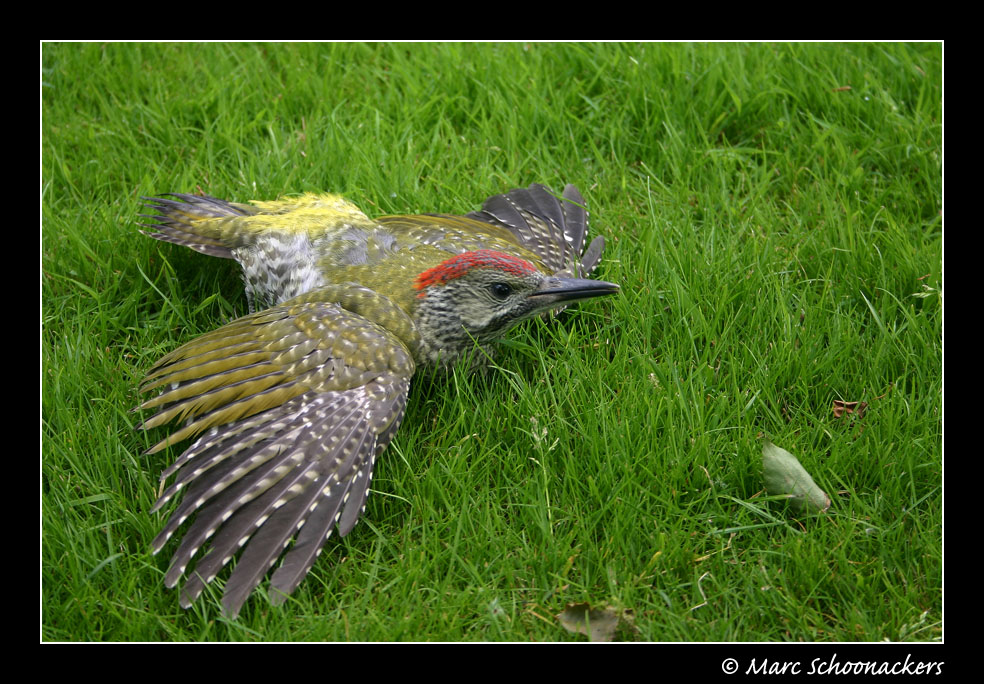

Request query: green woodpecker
[{"left": 138, "top": 183, "right": 618, "bottom": 617}]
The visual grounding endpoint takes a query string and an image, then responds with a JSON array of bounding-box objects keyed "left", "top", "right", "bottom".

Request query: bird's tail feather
[{"left": 139, "top": 193, "right": 257, "bottom": 259}]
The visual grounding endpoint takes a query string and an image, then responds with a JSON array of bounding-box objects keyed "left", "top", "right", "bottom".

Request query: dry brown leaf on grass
[{"left": 832, "top": 399, "right": 867, "bottom": 419}]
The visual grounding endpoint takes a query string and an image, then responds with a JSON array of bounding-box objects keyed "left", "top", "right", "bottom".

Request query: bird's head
[{"left": 411, "top": 250, "right": 618, "bottom": 363}]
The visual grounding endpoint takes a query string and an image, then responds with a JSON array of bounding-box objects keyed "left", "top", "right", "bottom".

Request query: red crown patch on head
[{"left": 414, "top": 250, "right": 538, "bottom": 294}]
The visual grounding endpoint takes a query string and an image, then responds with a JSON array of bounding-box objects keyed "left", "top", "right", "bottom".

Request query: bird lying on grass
[{"left": 137, "top": 183, "right": 618, "bottom": 617}]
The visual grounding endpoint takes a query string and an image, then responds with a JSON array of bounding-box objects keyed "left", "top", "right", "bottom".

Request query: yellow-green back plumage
[{"left": 142, "top": 191, "right": 550, "bottom": 314}]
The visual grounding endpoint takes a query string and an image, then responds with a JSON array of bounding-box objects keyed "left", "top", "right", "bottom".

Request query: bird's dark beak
[{"left": 528, "top": 277, "right": 620, "bottom": 305}]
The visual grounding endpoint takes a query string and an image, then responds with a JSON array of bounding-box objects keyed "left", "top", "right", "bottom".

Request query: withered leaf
[
  {"left": 556, "top": 602, "right": 620, "bottom": 642},
  {"left": 762, "top": 441, "right": 831, "bottom": 515},
  {"left": 832, "top": 400, "right": 867, "bottom": 419}
]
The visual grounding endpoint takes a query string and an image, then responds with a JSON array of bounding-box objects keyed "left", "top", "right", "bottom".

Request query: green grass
[{"left": 42, "top": 42, "right": 942, "bottom": 642}]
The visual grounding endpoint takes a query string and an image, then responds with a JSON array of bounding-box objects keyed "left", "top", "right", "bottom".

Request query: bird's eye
[{"left": 489, "top": 282, "right": 512, "bottom": 300}]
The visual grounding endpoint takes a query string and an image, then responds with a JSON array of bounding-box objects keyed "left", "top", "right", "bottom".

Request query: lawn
[{"left": 41, "top": 42, "right": 942, "bottom": 642}]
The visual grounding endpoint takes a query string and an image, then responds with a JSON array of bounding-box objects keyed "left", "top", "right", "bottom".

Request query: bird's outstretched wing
[
  {"left": 138, "top": 285, "right": 415, "bottom": 618},
  {"left": 465, "top": 183, "right": 606, "bottom": 278}
]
